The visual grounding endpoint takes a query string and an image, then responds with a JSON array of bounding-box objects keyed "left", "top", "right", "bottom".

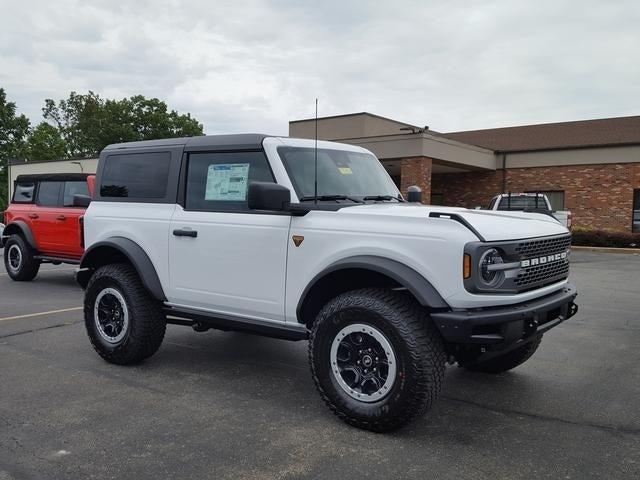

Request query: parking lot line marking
[{"left": 0, "top": 306, "right": 82, "bottom": 323}]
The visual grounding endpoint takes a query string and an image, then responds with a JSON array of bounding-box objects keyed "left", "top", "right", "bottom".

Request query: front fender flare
[
  {"left": 297, "top": 255, "right": 449, "bottom": 320},
  {"left": 78, "top": 237, "right": 166, "bottom": 301}
]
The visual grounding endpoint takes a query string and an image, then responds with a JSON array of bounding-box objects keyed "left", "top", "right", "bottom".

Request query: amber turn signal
[{"left": 463, "top": 254, "right": 471, "bottom": 279}]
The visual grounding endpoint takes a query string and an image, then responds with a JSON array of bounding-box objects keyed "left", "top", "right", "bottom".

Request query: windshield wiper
[
  {"left": 362, "top": 195, "right": 404, "bottom": 202},
  {"left": 298, "top": 195, "right": 364, "bottom": 203}
]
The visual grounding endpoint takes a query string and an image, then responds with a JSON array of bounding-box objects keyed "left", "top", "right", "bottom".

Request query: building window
[
  {"left": 633, "top": 190, "right": 640, "bottom": 233},
  {"left": 431, "top": 193, "right": 443, "bottom": 205},
  {"left": 525, "top": 190, "right": 565, "bottom": 211}
]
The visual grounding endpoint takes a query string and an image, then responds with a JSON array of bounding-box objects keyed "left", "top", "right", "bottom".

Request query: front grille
[
  {"left": 515, "top": 235, "right": 571, "bottom": 258},
  {"left": 515, "top": 260, "right": 569, "bottom": 288},
  {"left": 513, "top": 234, "right": 571, "bottom": 290},
  {"left": 464, "top": 233, "right": 572, "bottom": 294}
]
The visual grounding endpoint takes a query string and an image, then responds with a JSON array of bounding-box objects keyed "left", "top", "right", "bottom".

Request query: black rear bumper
[{"left": 432, "top": 284, "right": 577, "bottom": 346}]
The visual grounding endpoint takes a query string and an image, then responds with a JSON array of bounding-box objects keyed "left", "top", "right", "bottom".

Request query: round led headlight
[{"left": 478, "top": 248, "right": 505, "bottom": 287}]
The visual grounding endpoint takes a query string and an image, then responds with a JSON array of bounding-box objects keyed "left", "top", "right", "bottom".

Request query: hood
[{"left": 338, "top": 204, "right": 568, "bottom": 242}]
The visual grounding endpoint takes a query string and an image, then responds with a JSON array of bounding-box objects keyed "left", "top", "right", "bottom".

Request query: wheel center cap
[{"left": 362, "top": 355, "right": 373, "bottom": 367}]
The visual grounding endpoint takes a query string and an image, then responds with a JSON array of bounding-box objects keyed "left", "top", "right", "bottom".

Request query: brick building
[{"left": 290, "top": 113, "right": 640, "bottom": 233}]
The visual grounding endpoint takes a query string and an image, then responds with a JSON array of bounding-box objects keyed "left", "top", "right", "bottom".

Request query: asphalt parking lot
[{"left": 0, "top": 251, "right": 639, "bottom": 479}]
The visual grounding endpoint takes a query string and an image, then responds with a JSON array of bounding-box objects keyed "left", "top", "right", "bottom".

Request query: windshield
[
  {"left": 277, "top": 147, "right": 400, "bottom": 201},
  {"left": 497, "top": 196, "right": 547, "bottom": 210}
]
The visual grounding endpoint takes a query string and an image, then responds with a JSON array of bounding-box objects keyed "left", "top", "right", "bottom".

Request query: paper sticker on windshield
[
  {"left": 205, "top": 163, "right": 250, "bottom": 201},
  {"left": 338, "top": 167, "right": 353, "bottom": 175}
]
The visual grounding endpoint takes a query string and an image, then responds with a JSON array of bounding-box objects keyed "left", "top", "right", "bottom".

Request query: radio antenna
[{"left": 314, "top": 98, "right": 318, "bottom": 204}]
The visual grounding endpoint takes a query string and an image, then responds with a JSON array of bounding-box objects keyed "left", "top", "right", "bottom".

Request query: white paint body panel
[
  {"left": 83, "top": 202, "right": 176, "bottom": 289},
  {"left": 167, "top": 206, "right": 290, "bottom": 322},
  {"left": 83, "top": 136, "right": 572, "bottom": 328}
]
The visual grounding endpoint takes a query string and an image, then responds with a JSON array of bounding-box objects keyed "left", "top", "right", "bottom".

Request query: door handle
[
  {"left": 28, "top": 213, "right": 39, "bottom": 219},
  {"left": 173, "top": 228, "right": 198, "bottom": 238},
  {"left": 57, "top": 215, "right": 66, "bottom": 221}
]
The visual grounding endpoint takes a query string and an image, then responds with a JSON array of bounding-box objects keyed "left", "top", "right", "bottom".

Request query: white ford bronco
[{"left": 77, "top": 134, "right": 578, "bottom": 432}]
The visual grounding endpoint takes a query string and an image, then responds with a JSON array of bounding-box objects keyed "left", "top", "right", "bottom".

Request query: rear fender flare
[
  {"left": 3, "top": 221, "right": 37, "bottom": 250},
  {"left": 78, "top": 237, "right": 166, "bottom": 301}
]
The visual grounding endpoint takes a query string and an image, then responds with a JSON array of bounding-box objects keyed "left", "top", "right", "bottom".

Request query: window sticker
[
  {"left": 338, "top": 167, "right": 353, "bottom": 175},
  {"left": 205, "top": 163, "right": 250, "bottom": 201}
]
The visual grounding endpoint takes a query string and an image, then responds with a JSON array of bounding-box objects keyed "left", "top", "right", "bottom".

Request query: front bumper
[{"left": 432, "top": 283, "right": 577, "bottom": 346}]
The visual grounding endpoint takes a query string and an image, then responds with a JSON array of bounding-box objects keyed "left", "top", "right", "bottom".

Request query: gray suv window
[
  {"left": 37, "top": 181, "right": 62, "bottom": 207},
  {"left": 63, "top": 181, "right": 89, "bottom": 207},
  {"left": 185, "top": 151, "right": 274, "bottom": 211},
  {"left": 100, "top": 152, "right": 171, "bottom": 198},
  {"left": 13, "top": 182, "right": 35, "bottom": 203}
]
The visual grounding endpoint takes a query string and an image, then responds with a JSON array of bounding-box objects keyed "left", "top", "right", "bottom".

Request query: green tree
[
  {"left": 25, "top": 122, "right": 67, "bottom": 161},
  {"left": 0, "top": 88, "right": 30, "bottom": 210},
  {"left": 43, "top": 92, "right": 204, "bottom": 158}
]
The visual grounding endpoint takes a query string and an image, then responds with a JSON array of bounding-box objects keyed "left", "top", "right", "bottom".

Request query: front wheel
[
  {"left": 3, "top": 235, "right": 40, "bottom": 281},
  {"left": 84, "top": 263, "right": 166, "bottom": 365},
  {"left": 309, "top": 288, "right": 446, "bottom": 432}
]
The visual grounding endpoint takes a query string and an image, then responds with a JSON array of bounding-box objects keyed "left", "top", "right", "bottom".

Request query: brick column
[{"left": 400, "top": 156, "right": 432, "bottom": 203}]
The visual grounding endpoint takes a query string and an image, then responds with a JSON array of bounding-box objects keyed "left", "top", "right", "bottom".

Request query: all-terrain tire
[
  {"left": 3, "top": 234, "right": 40, "bottom": 281},
  {"left": 464, "top": 334, "right": 543, "bottom": 374},
  {"left": 309, "top": 288, "right": 447, "bottom": 432},
  {"left": 84, "top": 263, "right": 166, "bottom": 365}
]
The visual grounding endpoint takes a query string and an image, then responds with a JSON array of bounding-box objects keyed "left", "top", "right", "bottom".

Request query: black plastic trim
[
  {"left": 165, "top": 306, "right": 309, "bottom": 341},
  {"left": 77, "top": 237, "right": 166, "bottom": 301},
  {"left": 3, "top": 221, "right": 37, "bottom": 249},
  {"left": 428, "top": 212, "right": 486, "bottom": 242},
  {"left": 34, "top": 255, "right": 81, "bottom": 265},
  {"left": 431, "top": 283, "right": 577, "bottom": 345},
  {"left": 297, "top": 255, "right": 449, "bottom": 322}
]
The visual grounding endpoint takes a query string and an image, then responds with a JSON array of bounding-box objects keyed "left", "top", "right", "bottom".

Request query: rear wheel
[
  {"left": 464, "top": 334, "right": 543, "bottom": 373},
  {"left": 309, "top": 288, "right": 446, "bottom": 432},
  {"left": 3, "top": 235, "right": 40, "bottom": 281},
  {"left": 84, "top": 263, "right": 166, "bottom": 365}
]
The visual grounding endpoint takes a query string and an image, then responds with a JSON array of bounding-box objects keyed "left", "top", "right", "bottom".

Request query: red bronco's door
[
  {"left": 31, "top": 181, "right": 64, "bottom": 255},
  {"left": 56, "top": 179, "right": 91, "bottom": 258}
]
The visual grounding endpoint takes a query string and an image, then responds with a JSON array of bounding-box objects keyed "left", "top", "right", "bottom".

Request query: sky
[{"left": 0, "top": 0, "right": 638, "bottom": 135}]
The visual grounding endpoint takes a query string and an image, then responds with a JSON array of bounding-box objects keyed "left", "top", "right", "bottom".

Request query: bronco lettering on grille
[{"left": 521, "top": 251, "right": 568, "bottom": 268}]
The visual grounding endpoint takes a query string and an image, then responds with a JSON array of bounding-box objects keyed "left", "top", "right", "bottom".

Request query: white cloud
[{"left": 0, "top": 0, "right": 638, "bottom": 135}]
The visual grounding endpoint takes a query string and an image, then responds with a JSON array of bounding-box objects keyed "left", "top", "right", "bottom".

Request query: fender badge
[{"left": 292, "top": 235, "right": 304, "bottom": 247}]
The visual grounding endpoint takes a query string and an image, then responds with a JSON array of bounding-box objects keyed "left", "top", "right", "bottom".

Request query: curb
[{"left": 572, "top": 245, "right": 640, "bottom": 255}]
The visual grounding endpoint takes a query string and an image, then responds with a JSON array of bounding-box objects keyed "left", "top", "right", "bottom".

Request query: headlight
[{"left": 479, "top": 248, "right": 505, "bottom": 287}]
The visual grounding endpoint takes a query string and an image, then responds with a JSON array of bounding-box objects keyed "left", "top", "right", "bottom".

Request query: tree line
[{"left": 0, "top": 88, "right": 204, "bottom": 210}]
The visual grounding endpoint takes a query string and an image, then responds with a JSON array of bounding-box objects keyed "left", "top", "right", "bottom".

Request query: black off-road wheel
[
  {"left": 3, "top": 235, "right": 40, "bottom": 281},
  {"left": 464, "top": 334, "right": 543, "bottom": 374},
  {"left": 309, "top": 288, "right": 446, "bottom": 432},
  {"left": 84, "top": 263, "right": 166, "bottom": 365}
]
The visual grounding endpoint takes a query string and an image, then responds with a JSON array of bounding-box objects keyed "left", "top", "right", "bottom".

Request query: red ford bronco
[{"left": 2, "top": 173, "right": 94, "bottom": 280}]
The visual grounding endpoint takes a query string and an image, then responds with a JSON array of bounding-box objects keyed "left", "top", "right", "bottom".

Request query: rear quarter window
[
  {"left": 12, "top": 182, "right": 35, "bottom": 203},
  {"left": 100, "top": 152, "right": 171, "bottom": 199}
]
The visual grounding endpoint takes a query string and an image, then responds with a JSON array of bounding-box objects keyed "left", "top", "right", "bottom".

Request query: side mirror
[
  {"left": 407, "top": 185, "right": 422, "bottom": 203},
  {"left": 247, "top": 182, "right": 291, "bottom": 211},
  {"left": 73, "top": 194, "right": 92, "bottom": 208}
]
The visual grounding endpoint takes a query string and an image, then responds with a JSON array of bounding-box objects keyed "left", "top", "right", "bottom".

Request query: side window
[
  {"left": 488, "top": 197, "right": 497, "bottom": 210},
  {"left": 13, "top": 182, "right": 35, "bottom": 203},
  {"left": 100, "top": 152, "right": 171, "bottom": 198},
  {"left": 36, "top": 181, "right": 62, "bottom": 207},
  {"left": 63, "top": 181, "right": 89, "bottom": 207},
  {"left": 185, "top": 151, "right": 275, "bottom": 211}
]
